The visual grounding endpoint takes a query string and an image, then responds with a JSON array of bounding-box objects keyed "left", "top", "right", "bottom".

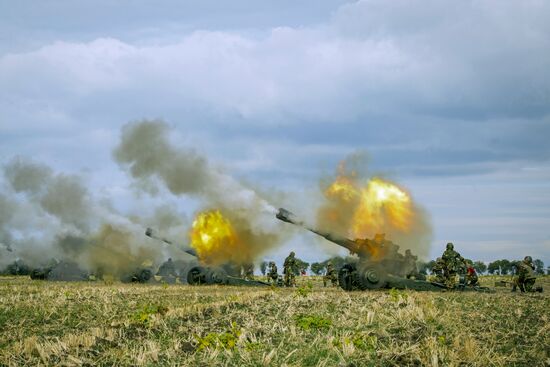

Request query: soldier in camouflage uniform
[
  {"left": 403, "top": 249, "right": 421, "bottom": 279},
  {"left": 323, "top": 262, "right": 338, "bottom": 287},
  {"left": 243, "top": 263, "right": 254, "bottom": 280},
  {"left": 267, "top": 261, "right": 278, "bottom": 284},
  {"left": 465, "top": 260, "right": 479, "bottom": 286},
  {"left": 431, "top": 257, "right": 446, "bottom": 284},
  {"left": 283, "top": 251, "right": 297, "bottom": 287},
  {"left": 441, "top": 242, "right": 466, "bottom": 289},
  {"left": 513, "top": 256, "right": 542, "bottom": 292}
]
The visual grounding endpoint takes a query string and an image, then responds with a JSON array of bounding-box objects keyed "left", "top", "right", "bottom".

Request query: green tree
[
  {"left": 259, "top": 261, "right": 268, "bottom": 276},
  {"left": 473, "top": 261, "right": 487, "bottom": 274},
  {"left": 533, "top": 259, "right": 545, "bottom": 275},
  {"left": 499, "top": 259, "right": 512, "bottom": 275},
  {"left": 294, "top": 258, "right": 309, "bottom": 275},
  {"left": 487, "top": 260, "right": 500, "bottom": 274},
  {"left": 310, "top": 262, "right": 324, "bottom": 275}
]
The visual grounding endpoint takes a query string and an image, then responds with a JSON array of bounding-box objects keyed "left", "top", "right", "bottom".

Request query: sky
[{"left": 1, "top": 0, "right": 549, "bottom": 266}]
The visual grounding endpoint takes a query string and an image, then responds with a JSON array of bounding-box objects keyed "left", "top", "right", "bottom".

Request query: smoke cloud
[
  {"left": 113, "top": 119, "right": 281, "bottom": 265},
  {"left": 316, "top": 155, "right": 432, "bottom": 258}
]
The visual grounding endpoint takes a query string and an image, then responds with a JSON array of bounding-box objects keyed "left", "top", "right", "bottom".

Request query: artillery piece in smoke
[
  {"left": 145, "top": 228, "right": 270, "bottom": 287},
  {"left": 276, "top": 208, "right": 490, "bottom": 292}
]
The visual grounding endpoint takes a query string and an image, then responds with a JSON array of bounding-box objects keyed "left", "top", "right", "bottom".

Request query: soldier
[
  {"left": 432, "top": 257, "right": 446, "bottom": 284},
  {"left": 243, "top": 263, "right": 254, "bottom": 280},
  {"left": 267, "top": 261, "right": 278, "bottom": 284},
  {"left": 465, "top": 260, "right": 479, "bottom": 286},
  {"left": 513, "top": 256, "right": 542, "bottom": 292},
  {"left": 441, "top": 242, "right": 466, "bottom": 289},
  {"left": 323, "top": 262, "right": 338, "bottom": 287},
  {"left": 157, "top": 258, "right": 177, "bottom": 277},
  {"left": 283, "top": 251, "right": 297, "bottom": 287},
  {"left": 404, "top": 249, "right": 422, "bottom": 279}
]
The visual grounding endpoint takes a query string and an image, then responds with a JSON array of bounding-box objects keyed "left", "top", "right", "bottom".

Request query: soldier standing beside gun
[
  {"left": 283, "top": 251, "right": 297, "bottom": 287},
  {"left": 267, "top": 261, "right": 278, "bottom": 284},
  {"left": 441, "top": 242, "right": 466, "bottom": 289},
  {"left": 404, "top": 249, "right": 424, "bottom": 280},
  {"left": 323, "top": 262, "right": 338, "bottom": 287},
  {"left": 432, "top": 257, "right": 446, "bottom": 284}
]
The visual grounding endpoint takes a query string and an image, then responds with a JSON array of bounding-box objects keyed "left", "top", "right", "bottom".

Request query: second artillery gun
[
  {"left": 276, "top": 208, "right": 490, "bottom": 292},
  {"left": 145, "top": 228, "right": 270, "bottom": 287}
]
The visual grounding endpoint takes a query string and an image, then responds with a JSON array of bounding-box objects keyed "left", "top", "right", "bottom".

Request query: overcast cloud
[{"left": 0, "top": 0, "right": 549, "bottom": 265}]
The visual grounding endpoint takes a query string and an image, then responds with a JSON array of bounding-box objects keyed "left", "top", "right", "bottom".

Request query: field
[{"left": 0, "top": 276, "right": 548, "bottom": 366}]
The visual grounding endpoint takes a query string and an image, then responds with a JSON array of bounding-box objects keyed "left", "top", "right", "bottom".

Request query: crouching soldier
[
  {"left": 465, "top": 260, "right": 479, "bottom": 286},
  {"left": 513, "top": 256, "right": 543, "bottom": 293}
]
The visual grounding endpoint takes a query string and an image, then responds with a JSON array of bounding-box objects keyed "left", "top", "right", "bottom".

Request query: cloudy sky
[{"left": 1, "top": 0, "right": 549, "bottom": 265}]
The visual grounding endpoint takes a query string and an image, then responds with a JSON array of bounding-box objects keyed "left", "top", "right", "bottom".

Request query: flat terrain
[{"left": 0, "top": 276, "right": 548, "bottom": 366}]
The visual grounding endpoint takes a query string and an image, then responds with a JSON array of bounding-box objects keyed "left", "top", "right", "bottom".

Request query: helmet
[
  {"left": 290, "top": 251, "right": 295, "bottom": 257},
  {"left": 524, "top": 256, "right": 532, "bottom": 263},
  {"left": 446, "top": 242, "right": 454, "bottom": 250}
]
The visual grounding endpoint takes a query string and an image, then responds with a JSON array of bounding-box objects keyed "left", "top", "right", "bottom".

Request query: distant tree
[
  {"left": 533, "top": 259, "right": 545, "bottom": 275},
  {"left": 510, "top": 260, "right": 521, "bottom": 275},
  {"left": 547, "top": 267, "right": 550, "bottom": 276},
  {"left": 473, "top": 261, "right": 487, "bottom": 274},
  {"left": 499, "top": 259, "right": 512, "bottom": 275},
  {"left": 487, "top": 260, "right": 500, "bottom": 275},
  {"left": 310, "top": 262, "right": 324, "bottom": 275},
  {"left": 294, "top": 258, "right": 309, "bottom": 275},
  {"left": 259, "top": 261, "right": 268, "bottom": 276}
]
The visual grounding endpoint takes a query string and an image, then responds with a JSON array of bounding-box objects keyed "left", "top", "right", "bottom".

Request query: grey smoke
[{"left": 113, "top": 120, "right": 211, "bottom": 195}]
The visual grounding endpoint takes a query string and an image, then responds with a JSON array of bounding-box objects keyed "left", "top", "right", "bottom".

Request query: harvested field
[{"left": 0, "top": 276, "right": 548, "bottom": 366}]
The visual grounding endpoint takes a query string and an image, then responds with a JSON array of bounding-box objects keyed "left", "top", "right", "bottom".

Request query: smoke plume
[
  {"left": 316, "top": 156, "right": 432, "bottom": 258},
  {"left": 113, "top": 119, "right": 281, "bottom": 265}
]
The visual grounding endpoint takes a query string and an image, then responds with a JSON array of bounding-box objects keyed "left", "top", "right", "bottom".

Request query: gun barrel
[
  {"left": 276, "top": 208, "right": 363, "bottom": 256},
  {"left": 145, "top": 228, "right": 197, "bottom": 257}
]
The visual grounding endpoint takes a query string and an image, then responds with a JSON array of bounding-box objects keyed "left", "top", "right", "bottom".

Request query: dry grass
[{"left": 0, "top": 275, "right": 548, "bottom": 366}]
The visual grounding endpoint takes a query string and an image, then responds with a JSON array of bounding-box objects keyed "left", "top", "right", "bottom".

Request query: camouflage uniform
[
  {"left": 323, "top": 263, "right": 338, "bottom": 287},
  {"left": 243, "top": 263, "right": 254, "bottom": 280},
  {"left": 267, "top": 262, "right": 278, "bottom": 284},
  {"left": 514, "top": 256, "right": 539, "bottom": 292},
  {"left": 465, "top": 261, "right": 479, "bottom": 286},
  {"left": 432, "top": 257, "right": 446, "bottom": 284},
  {"left": 283, "top": 251, "right": 297, "bottom": 287},
  {"left": 441, "top": 242, "right": 465, "bottom": 288},
  {"left": 403, "top": 249, "right": 420, "bottom": 279}
]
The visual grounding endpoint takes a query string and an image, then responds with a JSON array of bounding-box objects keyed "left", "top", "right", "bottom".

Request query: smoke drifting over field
[
  {"left": 114, "top": 120, "right": 282, "bottom": 264},
  {"left": 0, "top": 120, "right": 432, "bottom": 276},
  {"left": 0, "top": 120, "right": 282, "bottom": 274}
]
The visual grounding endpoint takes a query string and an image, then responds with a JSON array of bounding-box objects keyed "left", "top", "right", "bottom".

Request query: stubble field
[{"left": 0, "top": 276, "right": 548, "bottom": 367}]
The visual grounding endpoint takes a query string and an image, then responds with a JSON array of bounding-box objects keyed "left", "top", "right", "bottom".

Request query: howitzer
[
  {"left": 276, "top": 208, "right": 374, "bottom": 259},
  {"left": 276, "top": 208, "right": 493, "bottom": 292},
  {"left": 144, "top": 228, "right": 270, "bottom": 287}
]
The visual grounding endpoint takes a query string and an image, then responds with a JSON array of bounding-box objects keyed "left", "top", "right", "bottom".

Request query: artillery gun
[
  {"left": 145, "top": 228, "right": 270, "bottom": 287},
  {"left": 276, "top": 208, "right": 491, "bottom": 292}
]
